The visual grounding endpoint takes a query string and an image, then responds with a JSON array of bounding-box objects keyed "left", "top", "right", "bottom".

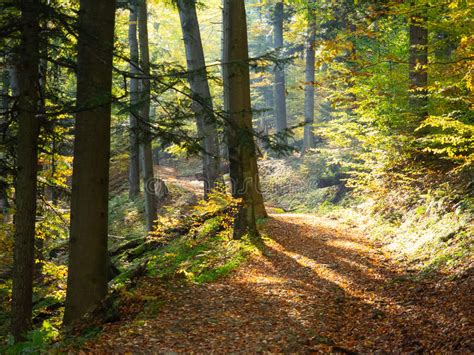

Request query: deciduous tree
[
  {"left": 128, "top": 4, "right": 141, "bottom": 200},
  {"left": 177, "top": 0, "right": 221, "bottom": 197},
  {"left": 303, "top": 0, "right": 316, "bottom": 152},
  {"left": 273, "top": 0, "right": 287, "bottom": 144},
  {"left": 137, "top": 0, "right": 157, "bottom": 231}
]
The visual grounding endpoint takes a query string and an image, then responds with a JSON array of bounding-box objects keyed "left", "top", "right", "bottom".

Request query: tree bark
[
  {"left": 303, "top": 4, "right": 316, "bottom": 152},
  {"left": 0, "top": 70, "right": 10, "bottom": 221},
  {"left": 63, "top": 0, "right": 116, "bottom": 326},
  {"left": 177, "top": 0, "right": 221, "bottom": 198},
  {"left": 273, "top": 1, "right": 287, "bottom": 145},
  {"left": 408, "top": 6, "right": 428, "bottom": 123},
  {"left": 137, "top": 0, "right": 157, "bottom": 231},
  {"left": 11, "top": 0, "right": 40, "bottom": 341},
  {"left": 222, "top": 0, "right": 266, "bottom": 240},
  {"left": 35, "top": 49, "right": 48, "bottom": 277},
  {"left": 128, "top": 5, "right": 141, "bottom": 200},
  {"left": 250, "top": 152, "right": 267, "bottom": 220}
]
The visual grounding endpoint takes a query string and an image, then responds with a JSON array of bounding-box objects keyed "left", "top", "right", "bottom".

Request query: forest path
[{"left": 86, "top": 214, "right": 472, "bottom": 353}]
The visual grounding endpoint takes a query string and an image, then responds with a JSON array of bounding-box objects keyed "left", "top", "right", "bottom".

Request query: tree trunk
[
  {"left": 128, "top": 5, "right": 141, "bottom": 200},
  {"left": 250, "top": 152, "right": 267, "bottom": 220},
  {"left": 11, "top": 0, "right": 40, "bottom": 341},
  {"left": 177, "top": 0, "right": 221, "bottom": 198},
  {"left": 220, "top": 1, "right": 229, "bottom": 164},
  {"left": 303, "top": 5, "right": 316, "bottom": 152},
  {"left": 0, "top": 70, "right": 10, "bottom": 221},
  {"left": 273, "top": 1, "right": 287, "bottom": 145},
  {"left": 35, "top": 52, "right": 48, "bottom": 277},
  {"left": 63, "top": 0, "right": 116, "bottom": 326},
  {"left": 222, "top": 0, "right": 266, "bottom": 239},
  {"left": 408, "top": 7, "right": 428, "bottom": 123},
  {"left": 137, "top": 0, "right": 157, "bottom": 231}
]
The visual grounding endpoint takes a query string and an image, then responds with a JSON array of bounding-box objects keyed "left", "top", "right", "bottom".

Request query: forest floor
[{"left": 83, "top": 212, "right": 473, "bottom": 353}]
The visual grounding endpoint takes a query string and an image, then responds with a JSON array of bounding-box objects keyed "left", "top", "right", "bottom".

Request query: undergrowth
[
  {"left": 259, "top": 153, "right": 347, "bottom": 212},
  {"left": 258, "top": 154, "right": 473, "bottom": 275},
  {"left": 316, "top": 191, "right": 473, "bottom": 275},
  {"left": 146, "top": 216, "right": 255, "bottom": 283},
  {"left": 113, "top": 186, "right": 257, "bottom": 287},
  {"left": 1, "top": 180, "right": 257, "bottom": 353}
]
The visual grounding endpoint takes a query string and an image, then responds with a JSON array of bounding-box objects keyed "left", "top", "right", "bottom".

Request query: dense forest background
[{"left": 0, "top": 0, "right": 472, "bottom": 352}]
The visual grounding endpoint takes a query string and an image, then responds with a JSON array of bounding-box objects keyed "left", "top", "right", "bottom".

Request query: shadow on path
[{"left": 85, "top": 214, "right": 473, "bottom": 353}]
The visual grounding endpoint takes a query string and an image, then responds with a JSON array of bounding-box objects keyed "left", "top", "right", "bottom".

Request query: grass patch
[
  {"left": 146, "top": 216, "right": 256, "bottom": 283},
  {"left": 111, "top": 187, "right": 257, "bottom": 287}
]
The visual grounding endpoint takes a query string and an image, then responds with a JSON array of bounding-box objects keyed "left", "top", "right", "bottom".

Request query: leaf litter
[{"left": 83, "top": 213, "right": 473, "bottom": 353}]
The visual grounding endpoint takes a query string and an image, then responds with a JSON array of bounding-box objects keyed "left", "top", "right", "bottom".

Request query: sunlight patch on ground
[
  {"left": 325, "top": 239, "right": 371, "bottom": 253},
  {"left": 265, "top": 217, "right": 394, "bottom": 306}
]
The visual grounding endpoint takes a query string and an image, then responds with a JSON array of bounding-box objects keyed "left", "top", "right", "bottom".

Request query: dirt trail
[{"left": 85, "top": 214, "right": 473, "bottom": 353}]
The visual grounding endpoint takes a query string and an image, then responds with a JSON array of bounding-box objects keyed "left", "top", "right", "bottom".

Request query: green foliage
[
  {"left": 148, "top": 189, "right": 253, "bottom": 283},
  {"left": 111, "top": 187, "right": 255, "bottom": 287},
  {"left": 3, "top": 321, "right": 59, "bottom": 355},
  {"left": 259, "top": 154, "right": 347, "bottom": 212},
  {"left": 0, "top": 221, "right": 13, "bottom": 274},
  {"left": 317, "top": 187, "right": 473, "bottom": 274},
  {"left": 0, "top": 281, "right": 11, "bottom": 344},
  {"left": 417, "top": 114, "right": 474, "bottom": 166},
  {"left": 146, "top": 216, "right": 255, "bottom": 283},
  {"left": 314, "top": 0, "right": 474, "bottom": 192},
  {"left": 109, "top": 191, "right": 147, "bottom": 241}
]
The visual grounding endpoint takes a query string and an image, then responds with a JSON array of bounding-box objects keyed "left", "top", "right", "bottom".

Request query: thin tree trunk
[
  {"left": 220, "top": 1, "right": 229, "bottom": 164},
  {"left": 303, "top": 4, "right": 316, "bottom": 152},
  {"left": 408, "top": 6, "right": 428, "bottom": 123},
  {"left": 263, "top": 84, "right": 274, "bottom": 127},
  {"left": 223, "top": 0, "right": 266, "bottom": 239},
  {"left": 11, "top": 0, "right": 40, "bottom": 341},
  {"left": 35, "top": 52, "right": 48, "bottom": 276},
  {"left": 63, "top": 0, "right": 116, "bottom": 326},
  {"left": 137, "top": 0, "right": 157, "bottom": 231},
  {"left": 273, "top": 1, "right": 287, "bottom": 145},
  {"left": 177, "top": 0, "right": 220, "bottom": 198},
  {"left": 257, "top": 2, "right": 274, "bottom": 138},
  {"left": 128, "top": 5, "right": 140, "bottom": 200},
  {"left": 0, "top": 70, "right": 10, "bottom": 221}
]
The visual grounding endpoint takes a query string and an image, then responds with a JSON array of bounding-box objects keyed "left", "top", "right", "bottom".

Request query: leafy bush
[{"left": 3, "top": 321, "right": 59, "bottom": 355}]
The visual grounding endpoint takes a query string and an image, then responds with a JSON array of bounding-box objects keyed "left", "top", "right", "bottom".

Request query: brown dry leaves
[{"left": 83, "top": 214, "right": 473, "bottom": 353}]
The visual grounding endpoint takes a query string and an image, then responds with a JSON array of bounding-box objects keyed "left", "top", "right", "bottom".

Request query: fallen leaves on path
[{"left": 84, "top": 214, "right": 473, "bottom": 353}]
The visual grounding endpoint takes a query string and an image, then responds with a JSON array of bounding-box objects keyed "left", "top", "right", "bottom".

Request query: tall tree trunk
[
  {"left": 223, "top": 0, "right": 266, "bottom": 239},
  {"left": 303, "top": 4, "right": 316, "bottom": 152},
  {"left": 408, "top": 6, "right": 428, "bottom": 123},
  {"left": 0, "top": 69, "right": 10, "bottom": 221},
  {"left": 273, "top": 1, "right": 287, "bottom": 145},
  {"left": 177, "top": 0, "right": 220, "bottom": 198},
  {"left": 63, "top": 0, "right": 116, "bottom": 326},
  {"left": 137, "top": 0, "right": 157, "bottom": 231},
  {"left": 128, "top": 5, "right": 141, "bottom": 200},
  {"left": 220, "top": 1, "right": 229, "bottom": 164},
  {"left": 35, "top": 50, "right": 48, "bottom": 276},
  {"left": 11, "top": 0, "right": 40, "bottom": 341}
]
